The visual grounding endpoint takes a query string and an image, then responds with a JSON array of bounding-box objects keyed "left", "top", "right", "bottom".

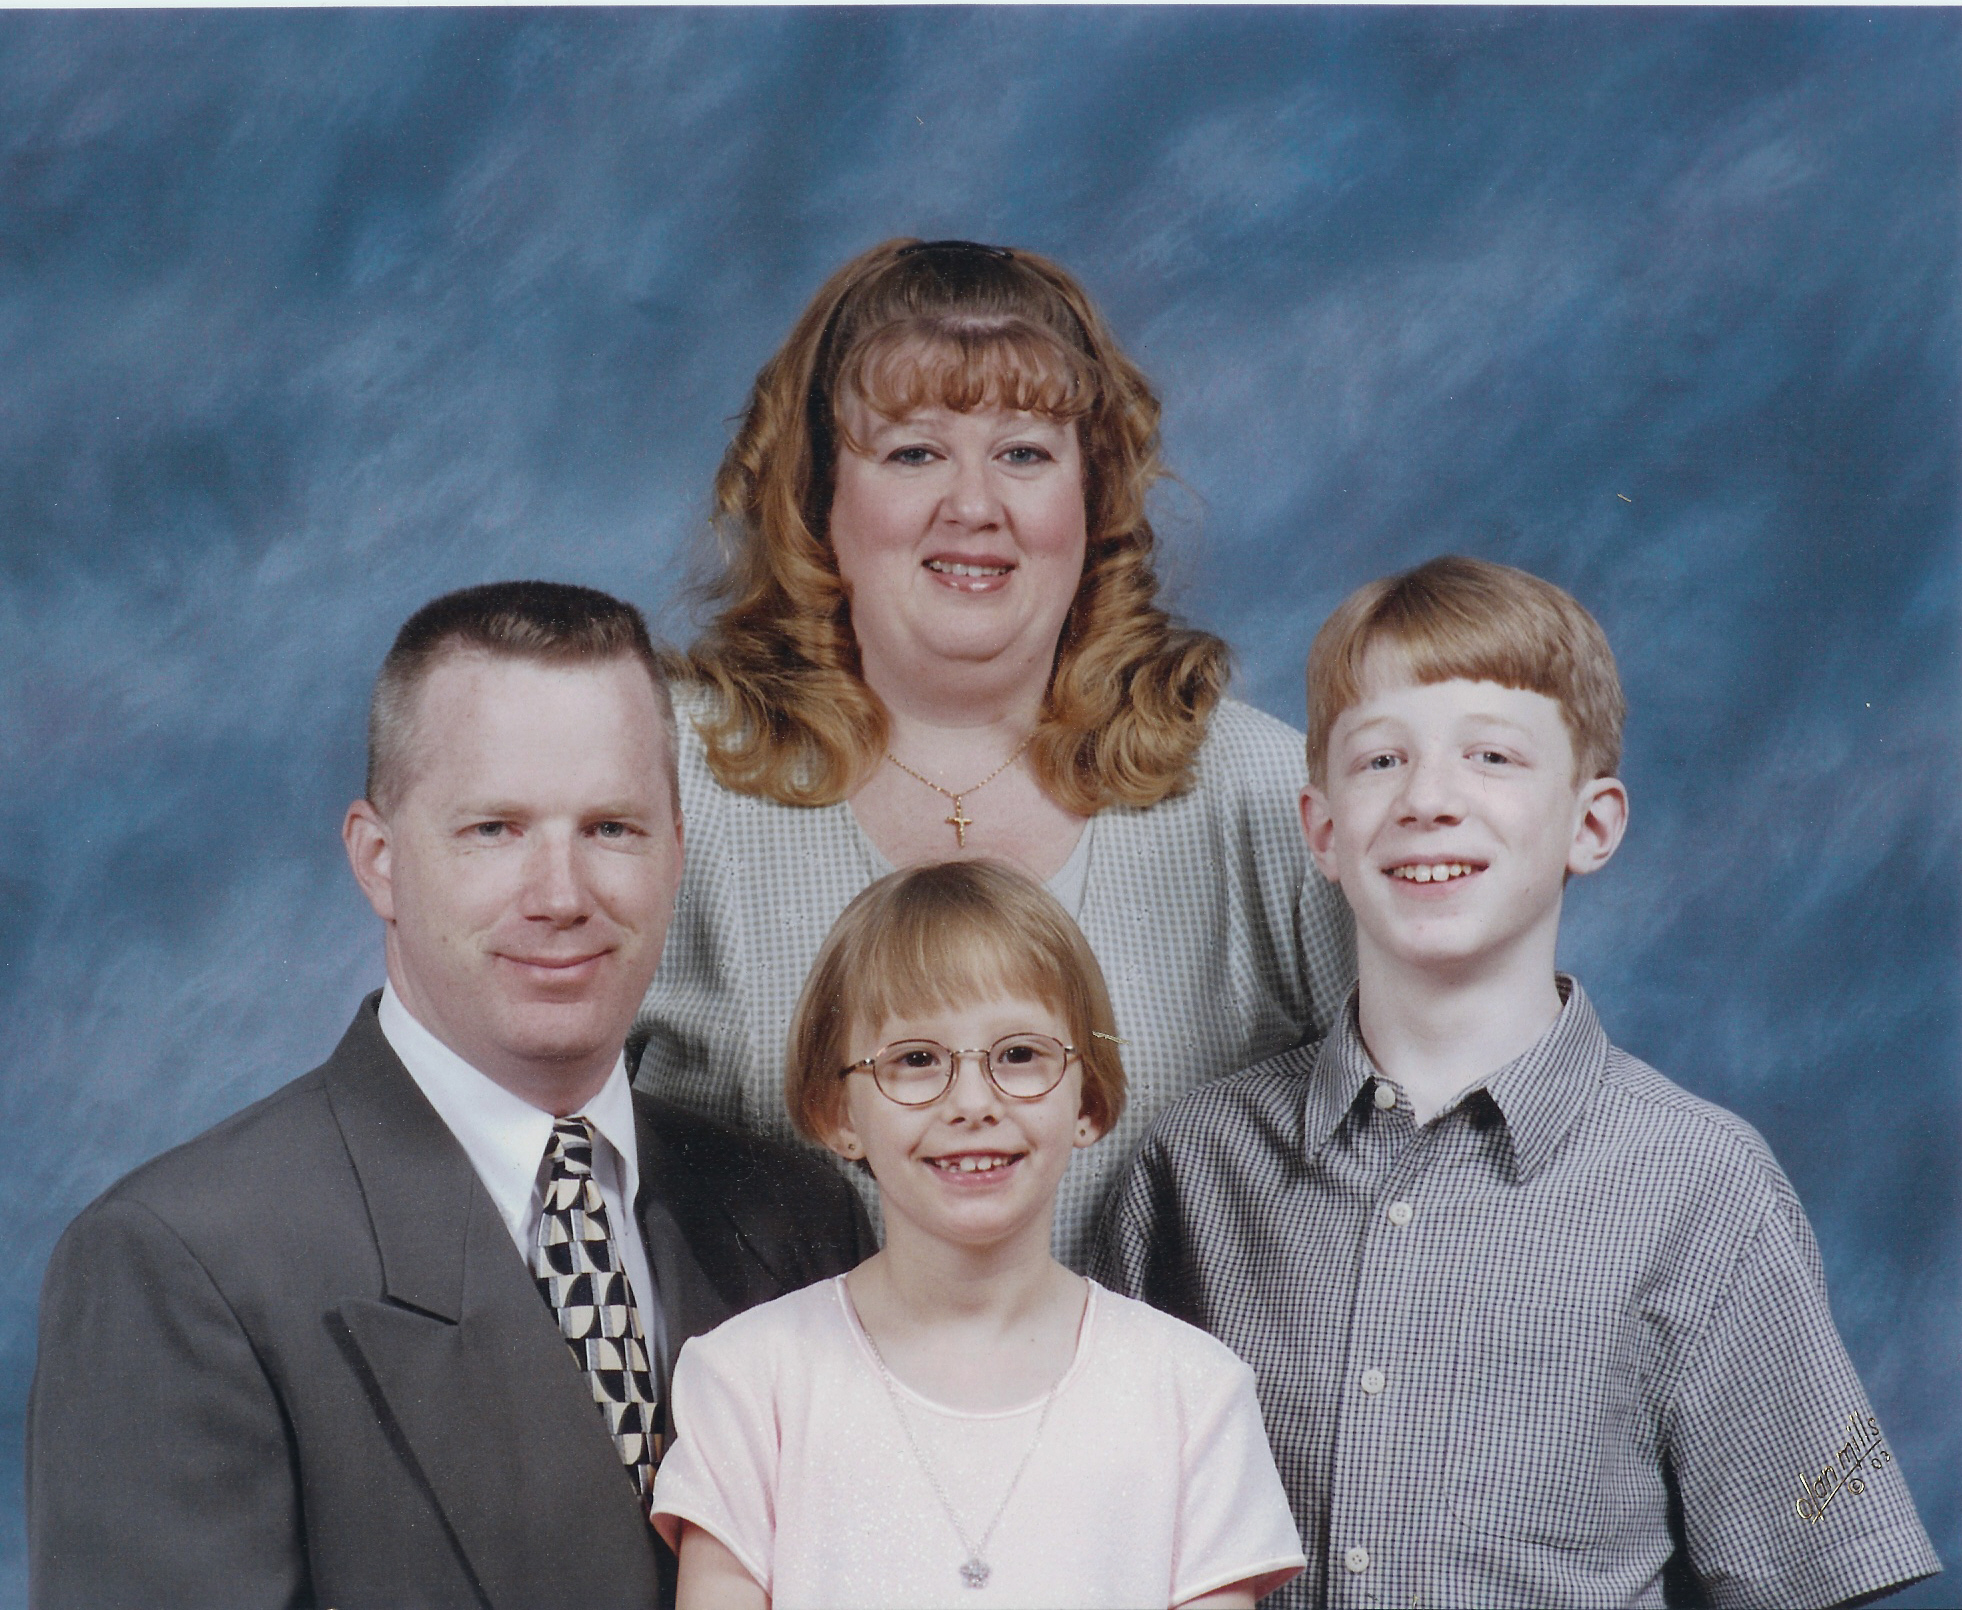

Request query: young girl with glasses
[{"left": 650, "top": 860, "right": 1303, "bottom": 1609}]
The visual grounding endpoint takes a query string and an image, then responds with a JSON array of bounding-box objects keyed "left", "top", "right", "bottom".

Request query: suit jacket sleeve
[
  {"left": 812, "top": 1160, "right": 875, "bottom": 1278},
  {"left": 28, "top": 1195, "right": 307, "bottom": 1610}
]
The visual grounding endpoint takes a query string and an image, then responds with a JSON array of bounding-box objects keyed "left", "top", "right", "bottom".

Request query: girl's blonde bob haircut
[
  {"left": 1306, "top": 554, "right": 1625, "bottom": 788},
  {"left": 685, "top": 237, "right": 1230, "bottom": 814},
  {"left": 785, "top": 859, "right": 1127, "bottom": 1147}
]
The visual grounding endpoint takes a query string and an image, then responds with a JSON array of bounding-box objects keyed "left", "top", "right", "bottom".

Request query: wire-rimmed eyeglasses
[{"left": 839, "top": 1034, "right": 1077, "bottom": 1107}]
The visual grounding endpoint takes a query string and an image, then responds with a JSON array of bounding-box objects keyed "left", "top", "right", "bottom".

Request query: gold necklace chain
[{"left": 884, "top": 733, "right": 1034, "bottom": 849}]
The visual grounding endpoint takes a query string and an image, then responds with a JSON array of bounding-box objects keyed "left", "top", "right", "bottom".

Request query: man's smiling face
[
  {"left": 348, "top": 651, "right": 682, "bottom": 1108},
  {"left": 1303, "top": 644, "right": 1622, "bottom": 984}
]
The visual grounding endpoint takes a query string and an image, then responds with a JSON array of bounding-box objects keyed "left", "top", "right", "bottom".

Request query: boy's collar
[{"left": 1304, "top": 976, "right": 1611, "bottom": 1183}]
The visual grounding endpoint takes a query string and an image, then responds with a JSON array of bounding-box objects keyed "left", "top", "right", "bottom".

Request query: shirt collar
[
  {"left": 376, "top": 982, "right": 641, "bottom": 1241},
  {"left": 1304, "top": 976, "right": 1610, "bottom": 1183},
  {"left": 1303, "top": 994, "right": 1380, "bottom": 1154},
  {"left": 1479, "top": 979, "right": 1610, "bottom": 1180}
]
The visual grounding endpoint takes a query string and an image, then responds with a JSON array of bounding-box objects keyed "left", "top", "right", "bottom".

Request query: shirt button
[
  {"left": 1360, "top": 1367, "right": 1386, "bottom": 1395},
  {"left": 1345, "top": 1545, "right": 1371, "bottom": 1574},
  {"left": 1387, "top": 1200, "right": 1413, "bottom": 1226},
  {"left": 1372, "top": 1082, "right": 1397, "bottom": 1110}
]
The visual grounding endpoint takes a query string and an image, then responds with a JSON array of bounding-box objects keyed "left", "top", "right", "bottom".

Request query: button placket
[{"left": 1329, "top": 1117, "right": 1436, "bottom": 1607}]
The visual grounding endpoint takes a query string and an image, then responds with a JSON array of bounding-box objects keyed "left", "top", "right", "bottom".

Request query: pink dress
[{"left": 651, "top": 1276, "right": 1305, "bottom": 1609}]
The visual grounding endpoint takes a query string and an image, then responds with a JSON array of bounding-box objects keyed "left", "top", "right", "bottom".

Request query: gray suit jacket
[{"left": 26, "top": 995, "right": 871, "bottom": 1609}]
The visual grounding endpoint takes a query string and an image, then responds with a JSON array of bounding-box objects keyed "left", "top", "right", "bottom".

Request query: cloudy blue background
[{"left": 2, "top": 7, "right": 1955, "bottom": 1601}]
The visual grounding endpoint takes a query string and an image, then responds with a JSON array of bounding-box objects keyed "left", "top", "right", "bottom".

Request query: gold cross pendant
[{"left": 945, "top": 800, "right": 973, "bottom": 848}]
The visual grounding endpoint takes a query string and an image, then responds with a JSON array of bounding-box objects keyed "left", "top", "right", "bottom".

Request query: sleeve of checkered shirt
[
  {"left": 1091, "top": 1131, "right": 1183, "bottom": 1310},
  {"left": 1665, "top": 1192, "right": 1941, "bottom": 1608}
]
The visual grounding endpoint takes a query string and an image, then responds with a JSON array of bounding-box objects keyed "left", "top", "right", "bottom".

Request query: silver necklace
[
  {"left": 858, "top": 1324, "right": 1060, "bottom": 1590},
  {"left": 884, "top": 733, "right": 1033, "bottom": 850}
]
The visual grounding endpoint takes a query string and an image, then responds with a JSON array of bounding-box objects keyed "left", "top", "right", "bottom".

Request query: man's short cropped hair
[
  {"left": 1306, "top": 554, "right": 1625, "bottom": 787},
  {"left": 785, "top": 859, "right": 1127, "bottom": 1147},
  {"left": 366, "top": 580, "right": 677, "bottom": 815}
]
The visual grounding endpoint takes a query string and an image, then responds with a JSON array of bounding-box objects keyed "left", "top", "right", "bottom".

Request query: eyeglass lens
[{"left": 871, "top": 1035, "right": 1069, "bottom": 1104}]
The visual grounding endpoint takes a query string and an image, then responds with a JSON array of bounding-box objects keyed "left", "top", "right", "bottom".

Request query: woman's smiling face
[
  {"left": 826, "top": 992, "right": 1099, "bottom": 1257},
  {"left": 826, "top": 370, "right": 1088, "bottom": 690}
]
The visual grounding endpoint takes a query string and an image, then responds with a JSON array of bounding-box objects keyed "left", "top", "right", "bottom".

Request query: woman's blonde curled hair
[{"left": 684, "top": 238, "right": 1230, "bottom": 813}]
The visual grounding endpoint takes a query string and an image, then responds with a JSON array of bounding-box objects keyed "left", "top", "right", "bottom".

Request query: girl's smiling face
[{"left": 825, "top": 992, "right": 1102, "bottom": 1257}]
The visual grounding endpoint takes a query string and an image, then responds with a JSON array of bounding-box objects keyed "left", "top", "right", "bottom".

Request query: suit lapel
[
  {"left": 632, "top": 1113, "right": 739, "bottom": 1388},
  {"left": 323, "top": 1002, "right": 660, "bottom": 1609},
  {"left": 637, "top": 1192, "right": 727, "bottom": 1404}
]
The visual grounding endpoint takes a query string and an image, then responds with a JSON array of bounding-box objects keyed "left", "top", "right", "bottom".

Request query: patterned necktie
[{"left": 531, "top": 1116, "right": 661, "bottom": 1513}]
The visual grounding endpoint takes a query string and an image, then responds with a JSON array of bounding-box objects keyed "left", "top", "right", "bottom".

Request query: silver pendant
[{"left": 960, "top": 1557, "right": 991, "bottom": 1589}]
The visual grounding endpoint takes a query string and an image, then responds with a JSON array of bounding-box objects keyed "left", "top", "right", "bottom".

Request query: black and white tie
[{"left": 531, "top": 1117, "right": 661, "bottom": 1512}]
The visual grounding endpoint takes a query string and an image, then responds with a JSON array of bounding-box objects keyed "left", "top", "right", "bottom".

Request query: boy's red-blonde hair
[
  {"left": 785, "top": 860, "right": 1127, "bottom": 1148},
  {"left": 1306, "top": 555, "right": 1625, "bottom": 787}
]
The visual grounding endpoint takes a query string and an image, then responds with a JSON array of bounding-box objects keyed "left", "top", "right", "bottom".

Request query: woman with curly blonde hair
[{"left": 634, "top": 238, "right": 1352, "bottom": 1265}]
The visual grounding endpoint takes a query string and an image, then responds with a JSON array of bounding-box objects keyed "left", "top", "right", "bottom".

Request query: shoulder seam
[
  {"left": 1658, "top": 1195, "right": 1785, "bottom": 1451},
  {"left": 1205, "top": 696, "right": 1308, "bottom": 749},
  {"left": 1594, "top": 1052, "right": 1780, "bottom": 1173},
  {"left": 1141, "top": 1042, "right": 1320, "bottom": 1142},
  {"left": 73, "top": 1191, "right": 267, "bottom": 1355}
]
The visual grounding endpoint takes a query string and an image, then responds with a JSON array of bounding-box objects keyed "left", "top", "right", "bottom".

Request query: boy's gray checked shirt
[{"left": 1094, "top": 980, "right": 1940, "bottom": 1610}]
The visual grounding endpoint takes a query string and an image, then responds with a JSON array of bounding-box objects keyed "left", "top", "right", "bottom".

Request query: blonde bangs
[
  {"left": 837, "top": 322, "right": 1095, "bottom": 437},
  {"left": 785, "top": 861, "right": 1127, "bottom": 1146},
  {"left": 1306, "top": 556, "right": 1625, "bottom": 787},
  {"left": 839, "top": 928, "right": 1071, "bottom": 1055}
]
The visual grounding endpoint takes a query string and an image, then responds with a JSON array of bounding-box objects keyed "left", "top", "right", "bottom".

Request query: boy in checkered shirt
[{"left": 1096, "top": 556, "right": 1939, "bottom": 1609}]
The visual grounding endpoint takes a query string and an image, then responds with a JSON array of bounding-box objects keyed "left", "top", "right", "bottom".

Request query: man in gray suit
[{"left": 26, "top": 581, "right": 869, "bottom": 1609}]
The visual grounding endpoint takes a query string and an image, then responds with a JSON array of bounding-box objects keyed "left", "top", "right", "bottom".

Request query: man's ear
[
  {"left": 1300, "top": 785, "right": 1342, "bottom": 885},
  {"left": 1567, "top": 776, "right": 1629, "bottom": 877},
  {"left": 343, "top": 799, "right": 397, "bottom": 922}
]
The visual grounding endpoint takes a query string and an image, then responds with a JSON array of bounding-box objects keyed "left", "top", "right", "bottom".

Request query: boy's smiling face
[{"left": 1303, "top": 644, "right": 1627, "bottom": 982}]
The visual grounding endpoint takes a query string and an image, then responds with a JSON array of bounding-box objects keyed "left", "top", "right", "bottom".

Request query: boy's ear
[
  {"left": 1567, "top": 776, "right": 1629, "bottom": 877},
  {"left": 1299, "top": 786, "right": 1342, "bottom": 884}
]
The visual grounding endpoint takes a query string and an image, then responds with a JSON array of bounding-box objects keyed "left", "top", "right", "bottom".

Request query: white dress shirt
[{"left": 378, "top": 983, "right": 664, "bottom": 1365}]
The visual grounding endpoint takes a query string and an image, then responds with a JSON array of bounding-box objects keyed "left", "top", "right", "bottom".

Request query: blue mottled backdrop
[{"left": 2, "top": 8, "right": 1955, "bottom": 1602}]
